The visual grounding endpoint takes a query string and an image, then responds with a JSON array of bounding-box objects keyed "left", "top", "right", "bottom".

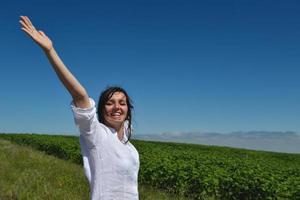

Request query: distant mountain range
[{"left": 133, "top": 131, "right": 300, "bottom": 154}]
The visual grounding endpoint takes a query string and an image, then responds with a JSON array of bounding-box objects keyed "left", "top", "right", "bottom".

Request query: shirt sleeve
[{"left": 70, "top": 98, "right": 99, "bottom": 147}]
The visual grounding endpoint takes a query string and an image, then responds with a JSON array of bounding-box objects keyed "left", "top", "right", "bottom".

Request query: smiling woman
[
  {"left": 19, "top": 15, "right": 140, "bottom": 200},
  {"left": 97, "top": 87, "right": 134, "bottom": 142}
]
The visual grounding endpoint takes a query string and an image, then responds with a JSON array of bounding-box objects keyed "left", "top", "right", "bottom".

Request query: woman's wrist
[{"left": 42, "top": 46, "right": 54, "bottom": 54}]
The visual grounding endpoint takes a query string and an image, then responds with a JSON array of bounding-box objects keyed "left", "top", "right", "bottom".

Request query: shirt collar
[{"left": 107, "top": 120, "right": 129, "bottom": 143}]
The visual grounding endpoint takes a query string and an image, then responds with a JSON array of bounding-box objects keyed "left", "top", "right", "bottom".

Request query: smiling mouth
[
  {"left": 111, "top": 112, "right": 121, "bottom": 116},
  {"left": 110, "top": 112, "right": 122, "bottom": 119}
]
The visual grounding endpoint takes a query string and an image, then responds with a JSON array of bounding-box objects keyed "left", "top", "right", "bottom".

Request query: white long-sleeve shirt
[{"left": 71, "top": 98, "right": 140, "bottom": 200}]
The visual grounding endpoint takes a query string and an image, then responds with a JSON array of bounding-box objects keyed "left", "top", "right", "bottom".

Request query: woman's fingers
[
  {"left": 39, "top": 31, "right": 46, "bottom": 37},
  {"left": 25, "top": 16, "right": 36, "bottom": 30},
  {"left": 19, "top": 16, "right": 38, "bottom": 36},
  {"left": 19, "top": 19, "right": 30, "bottom": 30},
  {"left": 20, "top": 21, "right": 35, "bottom": 35},
  {"left": 21, "top": 27, "right": 34, "bottom": 38},
  {"left": 19, "top": 15, "right": 53, "bottom": 51},
  {"left": 20, "top": 16, "right": 36, "bottom": 30},
  {"left": 25, "top": 16, "right": 33, "bottom": 26},
  {"left": 20, "top": 16, "right": 31, "bottom": 28}
]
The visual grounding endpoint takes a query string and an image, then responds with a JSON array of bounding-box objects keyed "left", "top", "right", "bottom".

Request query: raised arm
[{"left": 19, "top": 16, "right": 90, "bottom": 108}]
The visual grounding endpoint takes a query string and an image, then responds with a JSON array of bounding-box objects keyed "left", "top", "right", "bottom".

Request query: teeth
[{"left": 112, "top": 113, "right": 121, "bottom": 116}]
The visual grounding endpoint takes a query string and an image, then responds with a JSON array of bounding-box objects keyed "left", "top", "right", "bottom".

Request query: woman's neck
[{"left": 108, "top": 122, "right": 124, "bottom": 134}]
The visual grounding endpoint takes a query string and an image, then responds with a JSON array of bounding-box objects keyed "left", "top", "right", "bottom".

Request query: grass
[{"left": 0, "top": 139, "right": 188, "bottom": 200}]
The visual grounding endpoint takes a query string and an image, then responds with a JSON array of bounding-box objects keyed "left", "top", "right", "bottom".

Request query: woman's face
[{"left": 103, "top": 92, "right": 128, "bottom": 129}]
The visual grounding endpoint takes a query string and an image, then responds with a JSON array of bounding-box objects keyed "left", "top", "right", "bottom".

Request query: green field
[
  {"left": 0, "top": 133, "right": 299, "bottom": 199},
  {"left": 0, "top": 138, "right": 187, "bottom": 200}
]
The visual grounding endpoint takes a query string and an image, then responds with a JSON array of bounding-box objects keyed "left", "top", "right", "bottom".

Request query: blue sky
[{"left": 1, "top": 0, "right": 300, "bottom": 135}]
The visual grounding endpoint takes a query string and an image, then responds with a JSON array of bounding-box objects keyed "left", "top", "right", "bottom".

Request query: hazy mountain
[{"left": 133, "top": 131, "right": 300, "bottom": 154}]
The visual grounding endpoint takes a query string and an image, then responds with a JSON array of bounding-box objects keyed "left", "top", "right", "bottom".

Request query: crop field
[{"left": 0, "top": 133, "right": 299, "bottom": 199}]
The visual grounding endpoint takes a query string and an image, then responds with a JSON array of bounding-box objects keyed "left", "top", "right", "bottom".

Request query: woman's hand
[{"left": 19, "top": 16, "right": 53, "bottom": 52}]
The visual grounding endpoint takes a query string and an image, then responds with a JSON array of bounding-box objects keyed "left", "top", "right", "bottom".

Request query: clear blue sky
[{"left": 1, "top": 0, "right": 300, "bottom": 135}]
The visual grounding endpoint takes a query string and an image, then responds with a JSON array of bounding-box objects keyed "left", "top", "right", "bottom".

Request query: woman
[{"left": 19, "top": 16, "right": 140, "bottom": 200}]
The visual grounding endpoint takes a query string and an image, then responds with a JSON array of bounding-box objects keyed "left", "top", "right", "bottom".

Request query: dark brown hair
[{"left": 97, "top": 86, "right": 134, "bottom": 144}]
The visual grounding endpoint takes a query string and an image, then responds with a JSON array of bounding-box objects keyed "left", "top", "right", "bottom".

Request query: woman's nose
[{"left": 114, "top": 103, "right": 120, "bottom": 109}]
